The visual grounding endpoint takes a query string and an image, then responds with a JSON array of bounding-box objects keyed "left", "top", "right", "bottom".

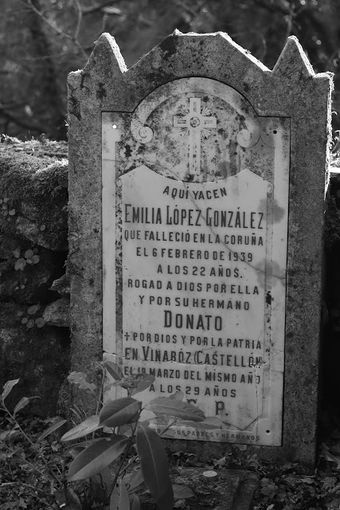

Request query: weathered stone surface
[
  {"left": 0, "top": 138, "right": 68, "bottom": 251},
  {"left": 43, "top": 297, "right": 70, "bottom": 328},
  {"left": 50, "top": 272, "right": 70, "bottom": 296},
  {"left": 0, "top": 234, "right": 64, "bottom": 304},
  {"left": 68, "top": 32, "right": 332, "bottom": 464},
  {"left": 0, "top": 303, "right": 70, "bottom": 415}
]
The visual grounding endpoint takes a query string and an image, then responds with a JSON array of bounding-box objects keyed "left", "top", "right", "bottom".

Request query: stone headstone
[{"left": 68, "top": 31, "right": 332, "bottom": 465}]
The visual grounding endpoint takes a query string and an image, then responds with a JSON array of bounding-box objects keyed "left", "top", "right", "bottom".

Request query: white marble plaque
[{"left": 102, "top": 78, "right": 290, "bottom": 445}]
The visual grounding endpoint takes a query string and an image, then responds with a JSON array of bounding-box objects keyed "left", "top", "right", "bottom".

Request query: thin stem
[
  {"left": 119, "top": 454, "right": 139, "bottom": 479},
  {"left": 72, "top": 0, "right": 82, "bottom": 41},
  {"left": 2, "top": 403, "right": 36, "bottom": 448},
  {"left": 20, "top": 0, "right": 88, "bottom": 61},
  {"left": 1, "top": 403, "right": 62, "bottom": 486},
  {"left": 159, "top": 419, "right": 177, "bottom": 436},
  {"left": 95, "top": 364, "right": 105, "bottom": 417},
  {"left": 108, "top": 414, "right": 141, "bottom": 502},
  {"left": 82, "top": 0, "right": 119, "bottom": 15}
]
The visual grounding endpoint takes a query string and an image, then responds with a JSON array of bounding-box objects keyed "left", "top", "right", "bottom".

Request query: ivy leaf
[
  {"left": 110, "top": 483, "right": 119, "bottom": 510},
  {"left": 99, "top": 397, "right": 141, "bottom": 427},
  {"left": 38, "top": 417, "right": 67, "bottom": 442},
  {"left": 61, "top": 415, "right": 102, "bottom": 442},
  {"left": 131, "top": 374, "right": 155, "bottom": 396},
  {"left": 104, "top": 360, "right": 123, "bottom": 381},
  {"left": 119, "top": 479, "right": 130, "bottom": 510},
  {"left": 14, "top": 258, "right": 26, "bottom": 271},
  {"left": 0, "top": 429, "right": 20, "bottom": 441},
  {"left": 65, "top": 487, "right": 82, "bottom": 510},
  {"left": 147, "top": 397, "right": 205, "bottom": 422},
  {"left": 67, "top": 371, "right": 97, "bottom": 393},
  {"left": 169, "top": 390, "right": 184, "bottom": 401},
  {"left": 118, "top": 373, "right": 154, "bottom": 393},
  {"left": 68, "top": 436, "right": 128, "bottom": 481},
  {"left": 124, "top": 467, "right": 144, "bottom": 492},
  {"left": 136, "top": 422, "right": 173, "bottom": 510},
  {"left": 27, "top": 304, "right": 39, "bottom": 315},
  {"left": 13, "top": 397, "right": 34, "bottom": 417},
  {"left": 2, "top": 379, "right": 19, "bottom": 402},
  {"left": 109, "top": 478, "right": 130, "bottom": 510},
  {"left": 173, "top": 484, "right": 195, "bottom": 500},
  {"left": 130, "top": 494, "right": 141, "bottom": 510}
]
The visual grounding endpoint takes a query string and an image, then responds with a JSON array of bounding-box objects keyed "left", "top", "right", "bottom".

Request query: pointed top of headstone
[
  {"left": 83, "top": 32, "right": 127, "bottom": 76},
  {"left": 152, "top": 30, "right": 270, "bottom": 72},
  {"left": 273, "top": 36, "right": 315, "bottom": 78},
  {"left": 172, "top": 28, "right": 182, "bottom": 36},
  {"left": 216, "top": 31, "right": 271, "bottom": 72}
]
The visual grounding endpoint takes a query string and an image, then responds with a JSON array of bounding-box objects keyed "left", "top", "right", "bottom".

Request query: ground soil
[{"left": 2, "top": 413, "right": 340, "bottom": 510}]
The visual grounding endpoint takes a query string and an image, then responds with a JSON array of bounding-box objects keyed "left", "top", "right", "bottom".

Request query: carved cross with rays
[{"left": 173, "top": 97, "right": 217, "bottom": 176}]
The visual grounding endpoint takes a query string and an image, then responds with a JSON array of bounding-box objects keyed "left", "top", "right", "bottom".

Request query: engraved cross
[{"left": 173, "top": 97, "right": 217, "bottom": 176}]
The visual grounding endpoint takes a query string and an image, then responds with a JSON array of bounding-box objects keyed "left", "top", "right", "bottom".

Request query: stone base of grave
[{"left": 172, "top": 468, "right": 258, "bottom": 510}]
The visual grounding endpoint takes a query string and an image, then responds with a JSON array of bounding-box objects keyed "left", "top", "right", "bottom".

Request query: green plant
[
  {"left": 0, "top": 379, "right": 68, "bottom": 509},
  {"left": 63, "top": 361, "right": 205, "bottom": 509},
  {"left": 0, "top": 367, "right": 204, "bottom": 509}
]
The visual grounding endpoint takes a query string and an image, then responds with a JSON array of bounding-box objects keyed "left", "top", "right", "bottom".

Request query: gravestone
[{"left": 68, "top": 31, "right": 332, "bottom": 465}]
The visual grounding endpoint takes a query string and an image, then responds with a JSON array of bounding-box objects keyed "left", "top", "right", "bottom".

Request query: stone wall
[
  {"left": 1, "top": 135, "right": 340, "bottom": 418},
  {"left": 0, "top": 137, "right": 69, "bottom": 415}
]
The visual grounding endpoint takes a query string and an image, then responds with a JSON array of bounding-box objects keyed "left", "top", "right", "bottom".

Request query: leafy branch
[
  {"left": 19, "top": 0, "right": 88, "bottom": 61},
  {"left": 82, "top": 0, "right": 121, "bottom": 15},
  {"left": 61, "top": 362, "right": 205, "bottom": 508},
  {"left": 0, "top": 107, "right": 45, "bottom": 134},
  {"left": 1, "top": 366, "right": 205, "bottom": 508},
  {"left": 0, "top": 380, "right": 65, "bottom": 488}
]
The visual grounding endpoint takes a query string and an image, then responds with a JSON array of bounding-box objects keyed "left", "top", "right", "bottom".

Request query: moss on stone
[
  {"left": 0, "top": 137, "right": 68, "bottom": 250},
  {"left": 0, "top": 137, "right": 70, "bottom": 415}
]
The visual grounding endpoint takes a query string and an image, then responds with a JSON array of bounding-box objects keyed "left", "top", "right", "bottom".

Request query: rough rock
[
  {"left": 50, "top": 272, "right": 70, "bottom": 296},
  {"left": 43, "top": 297, "right": 70, "bottom": 328},
  {"left": 0, "top": 138, "right": 68, "bottom": 251},
  {"left": 0, "top": 303, "right": 70, "bottom": 416},
  {"left": 0, "top": 234, "right": 65, "bottom": 304}
]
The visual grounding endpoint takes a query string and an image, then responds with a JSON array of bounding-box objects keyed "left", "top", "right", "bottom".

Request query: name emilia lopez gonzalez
[{"left": 124, "top": 204, "right": 264, "bottom": 229}]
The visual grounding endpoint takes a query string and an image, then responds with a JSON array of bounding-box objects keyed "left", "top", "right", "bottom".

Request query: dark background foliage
[{"left": 1, "top": 0, "right": 339, "bottom": 140}]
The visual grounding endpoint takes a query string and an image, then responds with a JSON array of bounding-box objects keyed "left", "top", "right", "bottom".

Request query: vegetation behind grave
[{"left": 1, "top": 0, "right": 340, "bottom": 140}]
